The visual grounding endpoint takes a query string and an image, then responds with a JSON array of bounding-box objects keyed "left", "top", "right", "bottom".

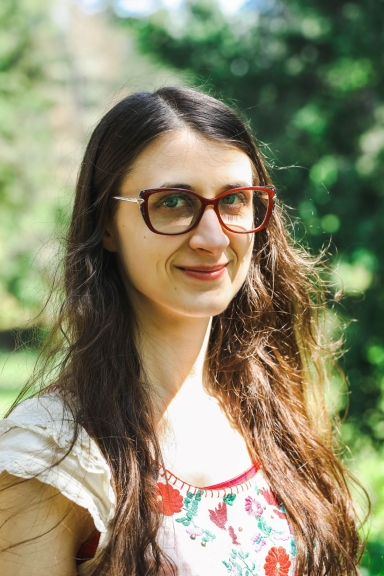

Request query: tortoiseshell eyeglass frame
[{"left": 112, "top": 186, "right": 276, "bottom": 236}]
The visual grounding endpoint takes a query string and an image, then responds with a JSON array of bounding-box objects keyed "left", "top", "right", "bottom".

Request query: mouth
[{"left": 176, "top": 263, "right": 228, "bottom": 281}]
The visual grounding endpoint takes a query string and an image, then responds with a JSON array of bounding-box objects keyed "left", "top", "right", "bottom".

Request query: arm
[{"left": 0, "top": 472, "right": 95, "bottom": 576}]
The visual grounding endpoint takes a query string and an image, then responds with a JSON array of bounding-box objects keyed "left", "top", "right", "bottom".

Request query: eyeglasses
[{"left": 112, "top": 186, "right": 276, "bottom": 236}]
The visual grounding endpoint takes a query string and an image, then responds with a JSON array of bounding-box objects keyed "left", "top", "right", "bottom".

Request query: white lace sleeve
[{"left": 0, "top": 393, "right": 115, "bottom": 540}]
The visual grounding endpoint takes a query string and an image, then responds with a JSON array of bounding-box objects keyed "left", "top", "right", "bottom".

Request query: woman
[{"left": 0, "top": 87, "right": 363, "bottom": 575}]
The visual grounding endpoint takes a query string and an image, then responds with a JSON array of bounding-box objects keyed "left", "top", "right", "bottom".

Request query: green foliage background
[{"left": 0, "top": 0, "right": 383, "bottom": 572}]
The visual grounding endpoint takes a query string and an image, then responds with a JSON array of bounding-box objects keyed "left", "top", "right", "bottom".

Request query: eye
[
  {"left": 162, "top": 195, "right": 178, "bottom": 208},
  {"left": 220, "top": 192, "right": 247, "bottom": 206},
  {"left": 158, "top": 193, "right": 192, "bottom": 209}
]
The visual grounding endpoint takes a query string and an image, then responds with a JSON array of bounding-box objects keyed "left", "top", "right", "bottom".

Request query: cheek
[
  {"left": 236, "top": 235, "right": 254, "bottom": 270},
  {"left": 120, "top": 240, "right": 156, "bottom": 284},
  {"left": 114, "top": 222, "right": 148, "bottom": 282},
  {"left": 115, "top": 228, "right": 177, "bottom": 291},
  {"left": 231, "top": 238, "right": 254, "bottom": 290}
]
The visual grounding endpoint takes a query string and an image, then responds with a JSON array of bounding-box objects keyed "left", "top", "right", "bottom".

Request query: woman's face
[{"left": 103, "top": 129, "right": 255, "bottom": 321}]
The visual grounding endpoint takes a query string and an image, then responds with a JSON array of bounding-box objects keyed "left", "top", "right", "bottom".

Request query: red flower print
[
  {"left": 259, "top": 487, "right": 279, "bottom": 507},
  {"left": 228, "top": 525, "right": 241, "bottom": 545},
  {"left": 209, "top": 501, "right": 228, "bottom": 530},
  {"left": 274, "top": 508, "right": 287, "bottom": 519},
  {"left": 264, "top": 546, "right": 291, "bottom": 576},
  {"left": 155, "top": 482, "right": 183, "bottom": 516},
  {"left": 245, "top": 496, "right": 263, "bottom": 517}
]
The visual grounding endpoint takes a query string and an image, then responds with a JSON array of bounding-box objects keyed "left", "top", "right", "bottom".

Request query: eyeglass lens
[{"left": 146, "top": 189, "right": 269, "bottom": 234}]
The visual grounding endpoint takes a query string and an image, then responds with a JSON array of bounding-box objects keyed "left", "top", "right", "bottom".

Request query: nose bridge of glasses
[
  {"left": 196, "top": 191, "right": 247, "bottom": 231},
  {"left": 197, "top": 195, "right": 225, "bottom": 223},
  {"left": 198, "top": 194, "right": 219, "bottom": 207}
]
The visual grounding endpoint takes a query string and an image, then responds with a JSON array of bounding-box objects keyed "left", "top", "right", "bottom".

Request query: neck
[{"left": 134, "top": 301, "right": 212, "bottom": 417}]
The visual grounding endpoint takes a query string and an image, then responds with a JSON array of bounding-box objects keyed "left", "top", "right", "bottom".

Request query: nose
[{"left": 188, "top": 206, "right": 230, "bottom": 254}]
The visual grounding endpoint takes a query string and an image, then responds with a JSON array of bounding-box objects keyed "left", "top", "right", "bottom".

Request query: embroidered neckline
[
  {"left": 204, "top": 462, "right": 260, "bottom": 490},
  {"left": 159, "top": 462, "right": 261, "bottom": 498}
]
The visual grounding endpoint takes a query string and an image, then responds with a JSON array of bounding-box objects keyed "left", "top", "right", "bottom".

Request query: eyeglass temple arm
[{"left": 112, "top": 196, "right": 144, "bottom": 204}]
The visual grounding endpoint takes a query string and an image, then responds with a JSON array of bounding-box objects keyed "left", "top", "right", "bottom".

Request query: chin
[{"left": 171, "top": 297, "right": 233, "bottom": 319}]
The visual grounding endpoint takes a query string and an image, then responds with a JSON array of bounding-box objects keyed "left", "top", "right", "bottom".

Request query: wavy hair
[{"left": 9, "top": 86, "right": 364, "bottom": 574}]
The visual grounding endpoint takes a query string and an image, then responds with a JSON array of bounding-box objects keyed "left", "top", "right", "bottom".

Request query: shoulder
[
  {"left": 0, "top": 472, "right": 94, "bottom": 576},
  {"left": 0, "top": 391, "right": 89, "bottom": 472},
  {"left": 0, "top": 391, "right": 115, "bottom": 535},
  {"left": 1, "top": 390, "right": 79, "bottom": 438}
]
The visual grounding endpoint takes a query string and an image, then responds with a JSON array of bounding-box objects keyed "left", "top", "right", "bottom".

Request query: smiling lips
[{"left": 177, "top": 264, "right": 228, "bottom": 281}]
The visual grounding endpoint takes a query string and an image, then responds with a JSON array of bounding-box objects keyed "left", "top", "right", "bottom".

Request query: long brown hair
[{"left": 9, "top": 86, "right": 365, "bottom": 574}]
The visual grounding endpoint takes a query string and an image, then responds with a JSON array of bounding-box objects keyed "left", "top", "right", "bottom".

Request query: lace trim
[{"left": 158, "top": 462, "right": 261, "bottom": 498}]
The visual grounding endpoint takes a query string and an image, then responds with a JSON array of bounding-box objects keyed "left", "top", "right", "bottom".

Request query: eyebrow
[{"left": 159, "top": 181, "right": 253, "bottom": 192}]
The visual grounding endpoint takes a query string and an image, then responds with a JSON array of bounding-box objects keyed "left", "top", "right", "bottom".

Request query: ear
[{"left": 103, "top": 220, "right": 118, "bottom": 253}]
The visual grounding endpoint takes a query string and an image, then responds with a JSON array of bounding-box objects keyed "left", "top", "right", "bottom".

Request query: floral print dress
[
  {"left": 154, "top": 463, "right": 295, "bottom": 576},
  {"left": 0, "top": 394, "right": 296, "bottom": 576}
]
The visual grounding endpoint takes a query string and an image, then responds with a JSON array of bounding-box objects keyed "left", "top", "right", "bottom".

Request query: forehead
[{"left": 122, "top": 129, "right": 255, "bottom": 192}]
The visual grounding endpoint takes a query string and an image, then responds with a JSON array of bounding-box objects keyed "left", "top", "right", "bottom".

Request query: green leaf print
[
  {"left": 228, "top": 559, "right": 243, "bottom": 575},
  {"left": 223, "top": 493, "right": 237, "bottom": 506},
  {"left": 223, "top": 549, "right": 259, "bottom": 576},
  {"left": 255, "top": 515, "right": 288, "bottom": 546},
  {"left": 256, "top": 516, "right": 273, "bottom": 536},
  {"left": 175, "top": 490, "right": 204, "bottom": 527},
  {"left": 202, "top": 529, "right": 216, "bottom": 544},
  {"left": 238, "top": 550, "right": 250, "bottom": 560}
]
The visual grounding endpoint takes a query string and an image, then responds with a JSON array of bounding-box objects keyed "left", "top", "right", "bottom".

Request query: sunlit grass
[
  {"left": 0, "top": 350, "right": 38, "bottom": 417},
  {"left": 0, "top": 389, "right": 21, "bottom": 417}
]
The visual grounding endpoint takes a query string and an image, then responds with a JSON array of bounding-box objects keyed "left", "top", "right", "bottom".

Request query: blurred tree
[
  {"left": 115, "top": 0, "right": 384, "bottom": 447},
  {"left": 0, "top": 0, "right": 179, "bottom": 339},
  {"left": 0, "top": 0, "right": 57, "bottom": 333}
]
